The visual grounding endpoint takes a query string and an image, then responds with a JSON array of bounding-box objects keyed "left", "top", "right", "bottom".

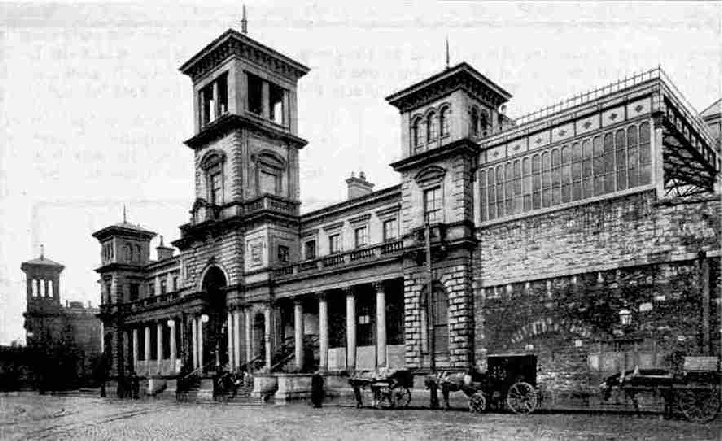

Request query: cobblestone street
[{"left": 1, "top": 393, "right": 719, "bottom": 441}]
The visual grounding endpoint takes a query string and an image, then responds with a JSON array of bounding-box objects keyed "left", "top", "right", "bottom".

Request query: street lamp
[
  {"left": 201, "top": 314, "right": 209, "bottom": 324},
  {"left": 166, "top": 319, "right": 175, "bottom": 328}
]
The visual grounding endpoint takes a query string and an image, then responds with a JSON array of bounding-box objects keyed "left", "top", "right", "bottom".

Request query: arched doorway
[{"left": 201, "top": 266, "right": 228, "bottom": 372}]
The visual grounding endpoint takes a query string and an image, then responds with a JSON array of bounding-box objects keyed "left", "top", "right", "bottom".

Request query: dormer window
[{"left": 199, "top": 72, "right": 228, "bottom": 127}]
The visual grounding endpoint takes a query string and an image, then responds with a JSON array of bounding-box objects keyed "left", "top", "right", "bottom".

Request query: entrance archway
[{"left": 201, "top": 266, "right": 228, "bottom": 372}]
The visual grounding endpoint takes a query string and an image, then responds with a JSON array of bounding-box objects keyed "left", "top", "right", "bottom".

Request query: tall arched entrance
[{"left": 201, "top": 266, "right": 228, "bottom": 372}]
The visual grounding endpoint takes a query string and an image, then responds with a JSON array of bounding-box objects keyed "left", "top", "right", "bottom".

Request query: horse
[{"left": 425, "top": 369, "right": 487, "bottom": 410}]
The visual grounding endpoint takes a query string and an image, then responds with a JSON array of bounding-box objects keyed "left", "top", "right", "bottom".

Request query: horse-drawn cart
[
  {"left": 431, "top": 353, "right": 540, "bottom": 414},
  {"left": 600, "top": 356, "right": 721, "bottom": 423},
  {"left": 349, "top": 369, "right": 413, "bottom": 409}
]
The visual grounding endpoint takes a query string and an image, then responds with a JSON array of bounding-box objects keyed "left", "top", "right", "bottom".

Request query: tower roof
[
  {"left": 701, "top": 98, "right": 721, "bottom": 119},
  {"left": 179, "top": 28, "right": 310, "bottom": 83},
  {"left": 92, "top": 221, "right": 157, "bottom": 241},
  {"left": 21, "top": 252, "right": 64, "bottom": 272},
  {"left": 386, "top": 62, "right": 511, "bottom": 113}
]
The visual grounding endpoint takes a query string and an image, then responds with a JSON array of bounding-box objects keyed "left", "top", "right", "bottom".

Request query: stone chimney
[
  {"left": 346, "top": 171, "right": 375, "bottom": 200},
  {"left": 156, "top": 236, "right": 174, "bottom": 260}
]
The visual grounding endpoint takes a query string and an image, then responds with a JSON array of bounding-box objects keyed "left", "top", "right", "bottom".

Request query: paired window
[
  {"left": 427, "top": 112, "right": 438, "bottom": 142},
  {"left": 353, "top": 226, "right": 369, "bottom": 248},
  {"left": 328, "top": 234, "right": 341, "bottom": 254},
  {"left": 423, "top": 186, "right": 442, "bottom": 223},
  {"left": 412, "top": 105, "right": 450, "bottom": 151},
  {"left": 480, "top": 122, "right": 652, "bottom": 221},
  {"left": 471, "top": 106, "right": 489, "bottom": 138},
  {"left": 304, "top": 240, "right": 316, "bottom": 260},
  {"left": 382, "top": 218, "right": 398, "bottom": 242},
  {"left": 199, "top": 72, "right": 228, "bottom": 127}
]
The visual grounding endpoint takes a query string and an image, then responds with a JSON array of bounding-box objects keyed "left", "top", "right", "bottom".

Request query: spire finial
[
  {"left": 40, "top": 244, "right": 44, "bottom": 260},
  {"left": 123, "top": 205, "right": 127, "bottom": 223},
  {"left": 241, "top": 5, "right": 248, "bottom": 34},
  {"left": 445, "top": 36, "right": 450, "bottom": 69},
  {"left": 160, "top": 235, "right": 164, "bottom": 246}
]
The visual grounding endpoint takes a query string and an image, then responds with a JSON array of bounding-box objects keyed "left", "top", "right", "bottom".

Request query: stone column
[
  {"left": 374, "top": 282, "right": 387, "bottom": 368},
  {"left": 345, "top": 287, "right": 356, "bottom": 371},
  {"left": 169, "top": 319, "right": 177, "bottom": 373},
  {"left": 318, "top": 292, "right": 329, "bottom": 371},
  {"left": 156, "top": 322, "right": 163, "bottom": 374},
  {"left": 264, "top": 305, "right": 272, "bottom": 370},
  {"left": 132, "top": 328, "right": 139, "bottom": 372},
  {"left": 233, "top": 311, "right": 242, "bottom": 370},
  {"left": 198, "top": 316, "right": 204, "bottom": 370},
  {"left": 294, "top": 298, "right": 304, "bottom": 369},
  {"left": 144, "top": 325, "right": 151, "bottom": 375},
  {"left": 100, "top": 322, "right": 105, "bottom": 354},
  {"left": 192, "top": 317, "right": 198, "bottom": 369},
  {"left": 244, "top": 309, "right": 253, "bottom": 367},
  {"left": 227, "top": 311, "right": 234, "bottom": 370}
]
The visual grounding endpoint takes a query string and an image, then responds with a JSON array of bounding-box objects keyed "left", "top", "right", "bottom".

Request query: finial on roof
[
  {"left": 445, "top": 36, "right": 450, "bottom": 69},
  {"left": 160, "top": 235, "right": 164, "bottom": 246},
  {"left": 123, "top": 205, "right": 127, "bottom": 223},
  {"left": 241, "top": 5, "right": 248, "bottom": 34},
  {"left": 40, "top": 244, "right": 44, "bottom": 260},
  {"left": 359, "top": 170, "right": 366, "bottom": 180},
  {"left": 351, "top": 171, "right": 355, "bottom": 178}
]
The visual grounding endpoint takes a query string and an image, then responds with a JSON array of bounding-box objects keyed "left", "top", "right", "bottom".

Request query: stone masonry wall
[{"left": 182, "top": 229, "right": 244, "bottom": 290}]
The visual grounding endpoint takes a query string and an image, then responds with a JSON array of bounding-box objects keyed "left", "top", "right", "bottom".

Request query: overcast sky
[{"left": 1, "top": 1, "right": 720, "bottom": 345}]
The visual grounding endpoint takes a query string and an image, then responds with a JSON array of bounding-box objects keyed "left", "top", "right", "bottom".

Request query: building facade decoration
[{"left": 93, "top": 26, "right": 721, "bottom": 400}]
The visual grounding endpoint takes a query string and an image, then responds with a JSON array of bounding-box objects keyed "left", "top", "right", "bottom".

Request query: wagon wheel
[
  {"left": 506, "top": 382, "right": 538, "bottom": 414},
  {"left": 393, "top": 387, "right": 411, "bottom": 408},
  {"left": 677, "top": 389, "right": 721, "bottom": 423},
  {"left": 469, "top": 392, "right": 487, "bottom": 413}
]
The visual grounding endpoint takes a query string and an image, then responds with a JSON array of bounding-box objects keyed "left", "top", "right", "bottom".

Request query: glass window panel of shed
[{"left": 479, "top": 122, "right": 652, "bottom": 222}]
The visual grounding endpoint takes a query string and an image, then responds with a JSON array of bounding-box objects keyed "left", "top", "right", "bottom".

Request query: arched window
[
  {"left": 471, "top": 107, "right": 479, "bottom": 137},
  {"left": 135, "top": 245, "right": 142, "bottom": 263},
  {"left": 412, "top": 117, "right": 425, "bottom": 148},
  {"left": 123, "top": 244, "right": 132, "bottom": 262},
  {"left": 440, "top": 107, "right": 450, "bottom": 137},
  {"left": 200, "top": 150, "right": 227, "bottom": 206},
  {"left": 427, "top": 111, "right": 438, "bottom": 142}
]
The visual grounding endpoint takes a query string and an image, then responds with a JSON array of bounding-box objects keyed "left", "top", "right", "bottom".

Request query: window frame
[{"left": 423, "top": 186, "right": 442, "bottom": 224}]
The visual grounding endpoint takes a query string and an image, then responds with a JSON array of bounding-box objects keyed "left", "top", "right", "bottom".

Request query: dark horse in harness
[{"left": 424, "top": 369, "right": 487, "bottom": 410}]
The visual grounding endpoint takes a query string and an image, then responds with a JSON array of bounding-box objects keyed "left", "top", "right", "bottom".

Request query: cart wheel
[
  {"left": 677, "top": 389, "right": 720, "bottom": 423},
  {"left": 393, "top": 387, "right": 411, "bottom": 408},
  {"left": 506, "top": 382, "right": 538, "bottom": 414},
  {"left": 469, "top": 392, "right": 486, "bottom": 413}
]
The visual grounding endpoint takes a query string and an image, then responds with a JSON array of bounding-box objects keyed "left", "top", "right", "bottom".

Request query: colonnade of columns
[
  {"left": 296, "top": 281, "right": 388, "bottom": 372},
  {"left": 129, "top": 319, "right": 179, "bottom": 375}
]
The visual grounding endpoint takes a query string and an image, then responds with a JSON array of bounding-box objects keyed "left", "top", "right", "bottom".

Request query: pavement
[{"left": 1, "top": 391, "right": 719, "bottom": 440}]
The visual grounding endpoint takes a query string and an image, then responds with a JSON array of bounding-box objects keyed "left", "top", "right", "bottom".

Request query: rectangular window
[
  {"left": 561, "top": 145, "right": 572, "bottom": 203},
  {"left": 269, "top": 83, "right": 285, "bottom": 126},
  {"left": 259, "top": 169, "right": 279, "bottom": 195},
  {"left": 138, "top": 329, "right": 145, "bottom": 361},
  {"left": 541, "top": 152, "right": 551, "bottom": 208},
  {"left": 356, "top": 299, "right": 375, "bottom": 347},
  {"left": 354, "top": 226, "right": 368, "bottom": 248},
  {"left": 513, "top": 160, "right": 522, "bottom": 213},
  {"left": 496, "top": 166, "right": 505, "bottom": 218},
  {"left": 150, "top": 326, "right": 158, "bottom": 360},
  {"left": 522, "top": 158, "right": 532, "bottom": 211},
  {"left": 328, "top": 234, "right": 341, "bottom": 254},
  {"left": 603, "top": 133, "right": 616, "bottom": 193},
  {"left": 615, "top": 129, "right": 627, "bottom": 191},
  {"left": 627, "top": 126, "right": 639, "bottom": 188},
  {"left": 148, "top": 282, "right": 155, "bottom": 297},
  {"left": 172, "top": 275, "right": 178, "bottom": 292},
  {"left": 487, "top": 170, "right": 496, "bottom": 220},
  {"left": 423, "top": 186, "right": 442, "bottom": 223},
  {"left": 209, "top": 167, "right": 222, "bottom": 205},
  {"left": 505, "top": 162, "right": 514, "bottom": 215},
  {"left": 160, "top": 279, "right": 167, "bottom": 295},
  {"left": 638, "top": 122, "right": 652, "bottom": 185},
  {"left": 278, "top": 245, "right": 289, "bottom": 263},
  {"left": 199, "top": 73, "right": 228, "bottom": 127},
  {"left": 531, "top": 155, "right": 541, "bottom": 209},
  {"left": 304, "top": 240, "right": 316, "bottom": 260},
  {"left": 571, "top": 142, "right": 583, "bottom": 201},
  {"left": 593, "top": 135, "right": 605, "bottom": 196},
  {"left": 247, "top": 73, "right": 263, "bottom": 115},
  {"left": 479, "top": 170, "right": 487, "bottom": 222},
  {"left": 382, "top": 219, "right": 398, "bottom": 241},
  {"left": 551, "top": 149, "right": 561, "bottom": 206},
  {"left": 130, "top": 283, "right": 140, "bottom": 301}
]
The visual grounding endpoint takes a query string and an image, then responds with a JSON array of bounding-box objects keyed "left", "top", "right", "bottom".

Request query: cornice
[
  {"left": 390, "top": 139, "right": 479, "bottom": 172},
  {"left": 184, "top": 113, "right": 307, "bottom": 150}
]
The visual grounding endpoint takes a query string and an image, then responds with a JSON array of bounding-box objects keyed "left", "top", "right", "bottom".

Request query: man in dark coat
[{"left": 311, "top": 371, "right": 324, "bottom": 408}]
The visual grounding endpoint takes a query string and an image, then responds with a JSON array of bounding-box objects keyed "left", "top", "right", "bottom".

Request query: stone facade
[{"left": 92, "top": 27, "right": 720, "bottom": 401}]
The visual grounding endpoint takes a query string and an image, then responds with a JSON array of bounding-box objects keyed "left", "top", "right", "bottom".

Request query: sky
[{"left": 0, "top": 1, "right": 720, "bottom": 345}]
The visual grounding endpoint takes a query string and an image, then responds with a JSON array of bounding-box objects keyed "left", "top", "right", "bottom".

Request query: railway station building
[{"left": 94, "top": 26, "right": 721, "bottom": 400}]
